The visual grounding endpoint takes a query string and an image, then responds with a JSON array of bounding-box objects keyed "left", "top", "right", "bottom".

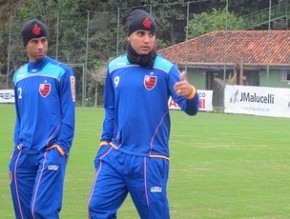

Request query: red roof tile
[{"left": 158, "top": 30, "right": 290, "bottom": 67}]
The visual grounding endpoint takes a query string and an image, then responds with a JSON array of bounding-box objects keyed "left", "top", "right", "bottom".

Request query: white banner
[
  {"left": 0, "top": 89, "right": 15, "bottom": 103},
  {"left": 224, "top": 85, "right": 290, "bottom": 118},
  {"left": 169, "top": 90, "right": 213, "bottom": 111}
]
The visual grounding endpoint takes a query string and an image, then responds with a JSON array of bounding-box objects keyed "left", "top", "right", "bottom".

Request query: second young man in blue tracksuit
[{"left": 9, "top": 19, "right": 75, "bottom": 219}]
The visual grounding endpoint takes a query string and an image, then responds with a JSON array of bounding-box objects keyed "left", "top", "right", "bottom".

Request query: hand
[
  {"left": 46, "top": 146, "right": 67, "bottom": 167},
  {"left": 47, "top": 144, "right": 66, "bottom": 156},
  {"left": 174, "top": 71, "right": 194, "bottom": 97}
]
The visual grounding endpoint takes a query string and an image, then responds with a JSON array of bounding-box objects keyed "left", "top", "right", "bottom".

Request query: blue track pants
[
  {"left": 88, "top": 146, "right": 170, "bottom": 219},
  {"left": 9, "top": 147, "right": 67, "bottom": 219}
]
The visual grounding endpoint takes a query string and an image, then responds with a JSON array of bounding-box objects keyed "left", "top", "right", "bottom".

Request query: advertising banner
[
  {"left": 224, "top": 85, "right": 290, "bottom": 118},
  {"left": 0, "top": 89, "right": 15, "bottom": 103},
  {"left": 169, "top": 90, "right": 213, "bottom": 111}
]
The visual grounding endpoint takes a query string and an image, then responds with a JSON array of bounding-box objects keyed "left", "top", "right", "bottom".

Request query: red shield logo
[
  {"left": 144, "top": 75, "right": 157, "bottom": 90},
  {"left": 39, "top": 84, "right": 51, "bottom": 97}
]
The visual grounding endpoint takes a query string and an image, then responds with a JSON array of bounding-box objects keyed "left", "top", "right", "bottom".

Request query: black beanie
[
  {"left": 127, "top": 9, "right": 157, "bottom": 36},
  {"left": 21, "top": 19, "right": 48, "bottom": 46}
]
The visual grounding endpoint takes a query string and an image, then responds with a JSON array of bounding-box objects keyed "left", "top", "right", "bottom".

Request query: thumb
[{"left": 180, "top": 71, "right": 186, "bottom": 81}]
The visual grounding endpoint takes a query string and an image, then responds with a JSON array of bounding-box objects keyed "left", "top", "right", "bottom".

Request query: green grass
[{"left": 1, "top": 104, "right": 290, "bottom": 218}]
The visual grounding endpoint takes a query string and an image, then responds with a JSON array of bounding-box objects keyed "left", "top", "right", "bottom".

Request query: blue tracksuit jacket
[
  {"left": 13, "top": 56, "right": 75, "bottom": 155},
  {"left": 101, "top": 53, "right": 199, "bottom": 159}
]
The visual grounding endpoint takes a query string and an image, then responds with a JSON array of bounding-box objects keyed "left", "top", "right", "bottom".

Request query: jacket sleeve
[
  {"left": 168, "top": 65, "right": 199, "bottom": 116},
  {"left": 100, "top": 70, "right": 115, "bottom": 142},
  {"left": 13, "top": 85, "right": 21, "bottom": 148},
  {"left": 55, "top": 66, "right": 76, "bottom": 154}
]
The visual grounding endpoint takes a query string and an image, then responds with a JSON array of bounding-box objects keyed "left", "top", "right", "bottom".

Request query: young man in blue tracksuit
[
  {"left": 88, "top": 9, "right": 199, "bottom": 219},
  {"left": 9, "top": 19, "right": 75, "bottom": 219}
]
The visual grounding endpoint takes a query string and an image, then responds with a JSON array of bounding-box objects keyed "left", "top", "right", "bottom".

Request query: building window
[{"left": 281, "top": 70, "right": 290, "bottom": 81}]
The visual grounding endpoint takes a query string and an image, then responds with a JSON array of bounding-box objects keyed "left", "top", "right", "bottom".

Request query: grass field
[{"left": 1, "top": 104, "right": 290, "bottom": 218}]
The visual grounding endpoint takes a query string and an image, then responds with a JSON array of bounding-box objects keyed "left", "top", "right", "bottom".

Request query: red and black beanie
[
  {"left": 127, "top": 9, "right": 157, "bottom": 36},
  {"left": 21, "top": 19, "right": 48, "bottom": 46}
]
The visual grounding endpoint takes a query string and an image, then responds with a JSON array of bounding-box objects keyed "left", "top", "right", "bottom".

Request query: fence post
[
  {"left": 6, "top": 16, "right": 12, "bottom": 89},
  {"left": 116, "top": 7, "right": 120, "bottom": 57},
  {"left": 56, "top": 12, "right": 59, "bottom": 59}
]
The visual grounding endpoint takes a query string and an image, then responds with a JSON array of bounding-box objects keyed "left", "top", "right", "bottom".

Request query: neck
[{"left": 127, "top": 44, "right": 156, "bottom": 69}]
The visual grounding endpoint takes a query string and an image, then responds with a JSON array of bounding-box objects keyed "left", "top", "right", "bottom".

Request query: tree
[{"left": 187, "top": 8, "right": 247, "bottom": 38}]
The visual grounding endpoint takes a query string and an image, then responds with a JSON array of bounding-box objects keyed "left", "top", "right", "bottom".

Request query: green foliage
[
  {"left": 0, "top": 0, "right": 288, "bottom": 97},
  {"left": 187, "top": 8, "right": 247, "bottom": 38},
  {"left": 152, "top": 1, "right": 187, "bottom": 44}
]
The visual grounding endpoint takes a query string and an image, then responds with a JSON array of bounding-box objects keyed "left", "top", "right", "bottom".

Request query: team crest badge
[
  {"left": 144, "top": 75, "right": 157, "bottom": 90},
  {"left": 39, "top": 83, "right": 51, "bottom": 97},
  {"left": 143, "top": 18, "right": 152, "bottom": 29},
  {"left": 32, "top": 25, "right": 41, "bottom": 36}
]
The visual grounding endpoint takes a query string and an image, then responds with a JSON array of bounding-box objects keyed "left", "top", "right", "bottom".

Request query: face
[
  {"left": 127, "top": 30, "right": 156, "bottom": 55},
  {"left": 26, "top": 37, "right": 48, "bottom": 62}
]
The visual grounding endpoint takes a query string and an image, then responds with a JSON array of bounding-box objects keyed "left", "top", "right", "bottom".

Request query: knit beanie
[
  {"left": 127, "top": 9, "right": 157, "bottom": 36},
  {"left": 21, "top": 19, "right": 48, "bottom": 46}
]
